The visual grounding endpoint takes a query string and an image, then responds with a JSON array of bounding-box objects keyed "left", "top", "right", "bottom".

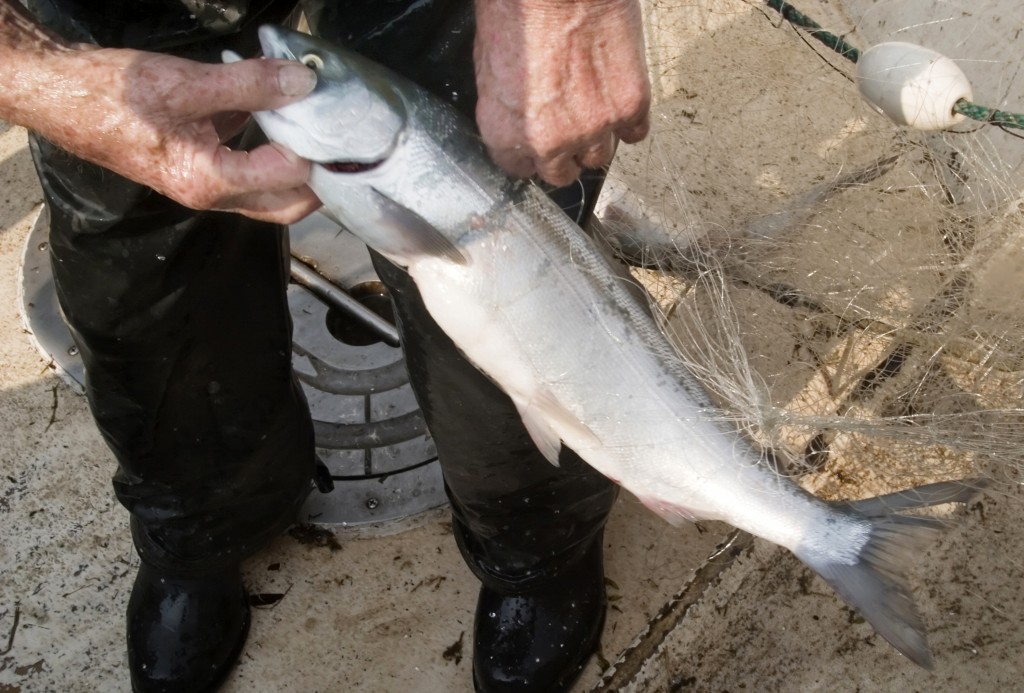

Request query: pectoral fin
[
  {"left": 311, "top": 176, "right": 470, "bottom": 267},
  {"left": 514, "top": 388, "right": 602, "bottom": 468},
  {"left": 368, "top": 188, "right": 469, "bottom": 266}
]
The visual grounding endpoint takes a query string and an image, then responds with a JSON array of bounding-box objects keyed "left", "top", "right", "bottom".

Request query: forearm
[
  {"left": 0, "top": 0, "right": 113, "bottom": 161},
  {"left": 0, "top": 1, "right": 77, "bottom": 125}
]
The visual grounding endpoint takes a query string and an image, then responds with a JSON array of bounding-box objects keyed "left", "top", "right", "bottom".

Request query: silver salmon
[{"left": 228, "top": 26, "right": 982, "bottom": 668}]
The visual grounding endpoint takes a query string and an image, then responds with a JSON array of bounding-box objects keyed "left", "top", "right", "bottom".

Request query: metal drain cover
[{"left": 19, "top": 207, "right": 446, "bottom": 528}]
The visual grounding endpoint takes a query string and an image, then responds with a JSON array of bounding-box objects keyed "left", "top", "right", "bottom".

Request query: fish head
[{"left": 242, "top": 25, "right": 407, "bottom": 168}]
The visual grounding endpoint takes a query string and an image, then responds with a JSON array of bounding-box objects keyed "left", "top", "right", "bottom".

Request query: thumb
[{"left": 170, "top": 58, "right": 316, "bottom": 120}]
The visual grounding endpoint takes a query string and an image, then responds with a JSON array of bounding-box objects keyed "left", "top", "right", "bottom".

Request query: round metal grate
[{"left": 19, "top": 207, "right": 446, "bottom": 528}]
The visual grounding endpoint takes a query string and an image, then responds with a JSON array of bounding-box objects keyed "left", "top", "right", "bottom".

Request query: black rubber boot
[
  {"left": 127, "top": 563, "right": 250, "bottom": 693},
  {"left": 472, "top": 539, "right": 607, "bottom": 693}
]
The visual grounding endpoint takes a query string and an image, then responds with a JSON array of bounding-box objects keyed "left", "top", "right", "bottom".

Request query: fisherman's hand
[
  {"left": 473, "top": 0, "right": 651, "bottom": 186},
  {"left": 1, "top": 36, "right": 319, "bottom": 223}
]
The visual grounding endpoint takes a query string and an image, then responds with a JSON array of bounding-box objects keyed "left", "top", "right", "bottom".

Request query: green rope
[
  {"left": 952, "top": 101, "right": 1024, "bottom": 130},
  {"left": 766, "top": 0, "right": 1024, "bottom": 133},
  {"left": 765, "top": 0, "right": 860, "bottom": 63}
]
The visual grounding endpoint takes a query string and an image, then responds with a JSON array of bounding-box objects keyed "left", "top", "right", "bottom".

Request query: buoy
[{"left": 856, "top": 42, "right": 973, "bottom": 130}]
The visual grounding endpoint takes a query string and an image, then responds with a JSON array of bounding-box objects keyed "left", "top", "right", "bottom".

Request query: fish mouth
[{"left": 321, "top": 159, "right": 386, "bottom": 174}]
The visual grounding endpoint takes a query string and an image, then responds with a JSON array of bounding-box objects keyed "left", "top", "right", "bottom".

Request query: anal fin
[{"left": 636, "top": 494, "right": 700, "bottom": 527}]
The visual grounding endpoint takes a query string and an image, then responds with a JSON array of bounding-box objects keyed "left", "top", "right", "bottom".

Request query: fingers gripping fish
[{"left": 226, "top": 26, "right": 983, "bottom": 669}]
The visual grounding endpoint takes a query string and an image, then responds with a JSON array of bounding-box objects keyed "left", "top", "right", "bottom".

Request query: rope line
[
  {"left": 766, "top": 0, "right": 1024, "bottom": 132},
  {"left": 952, "top": 101, "right": 1024, "bottom": 131},
  {"left": 766, "top": 0, "right": 860, "bottom": 62}
]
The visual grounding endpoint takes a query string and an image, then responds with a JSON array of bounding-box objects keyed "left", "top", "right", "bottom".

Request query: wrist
[
  {"left": 476, "top": 0, "right": 639, "bottom": 12},
  {"left": 475, "top": 0, "right": 642, "bottom": 25},
  {"left": 474, "top": 0, "right": 644, "bottom": 48},
  {"left": 0, "top": 44, "right": 140, "bottom": 180}
]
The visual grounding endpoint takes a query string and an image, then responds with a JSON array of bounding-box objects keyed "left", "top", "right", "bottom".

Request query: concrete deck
[{"left": 2, "top": 1, "right": 1023, "bottom": 691}]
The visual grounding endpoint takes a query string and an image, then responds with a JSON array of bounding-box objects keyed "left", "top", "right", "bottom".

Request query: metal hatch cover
[{"left": 19, "top": 207, "right": 447, "bottom": 529}]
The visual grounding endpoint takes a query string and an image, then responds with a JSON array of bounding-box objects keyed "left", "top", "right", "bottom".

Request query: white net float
[{"left": 856, "top": 41, "right": 973, "bottom": 130}]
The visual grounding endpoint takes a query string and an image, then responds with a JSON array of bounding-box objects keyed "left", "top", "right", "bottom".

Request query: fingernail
[{"left": 278, "top": 63, "right": 316, "bottom": 97}]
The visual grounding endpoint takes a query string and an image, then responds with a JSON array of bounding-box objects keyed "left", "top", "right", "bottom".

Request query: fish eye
[{"left": 301, "top": 53, "right": 324, "bottom": 71}]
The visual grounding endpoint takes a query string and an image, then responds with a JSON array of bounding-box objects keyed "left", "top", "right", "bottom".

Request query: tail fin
[{"left": 800, "top": 479, "right": 986, "bottom": 669}]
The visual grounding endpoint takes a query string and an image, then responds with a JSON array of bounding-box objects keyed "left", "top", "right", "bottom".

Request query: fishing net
[{"left": 594, "top": 0, "right": 1024, "bottom": 499}]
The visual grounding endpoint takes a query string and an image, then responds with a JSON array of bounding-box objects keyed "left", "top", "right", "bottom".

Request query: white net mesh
[{"left": 595, "top": 0, "right": 1024, "bottom": 499}]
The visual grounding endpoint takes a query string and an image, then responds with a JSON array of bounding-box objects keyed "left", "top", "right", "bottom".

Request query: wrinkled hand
[
  {"left": 474, "top": 0, "right": 651, "bottom": 186},
  {"left": 18, "top": 46, "right": 320, "bottom": 223}
]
